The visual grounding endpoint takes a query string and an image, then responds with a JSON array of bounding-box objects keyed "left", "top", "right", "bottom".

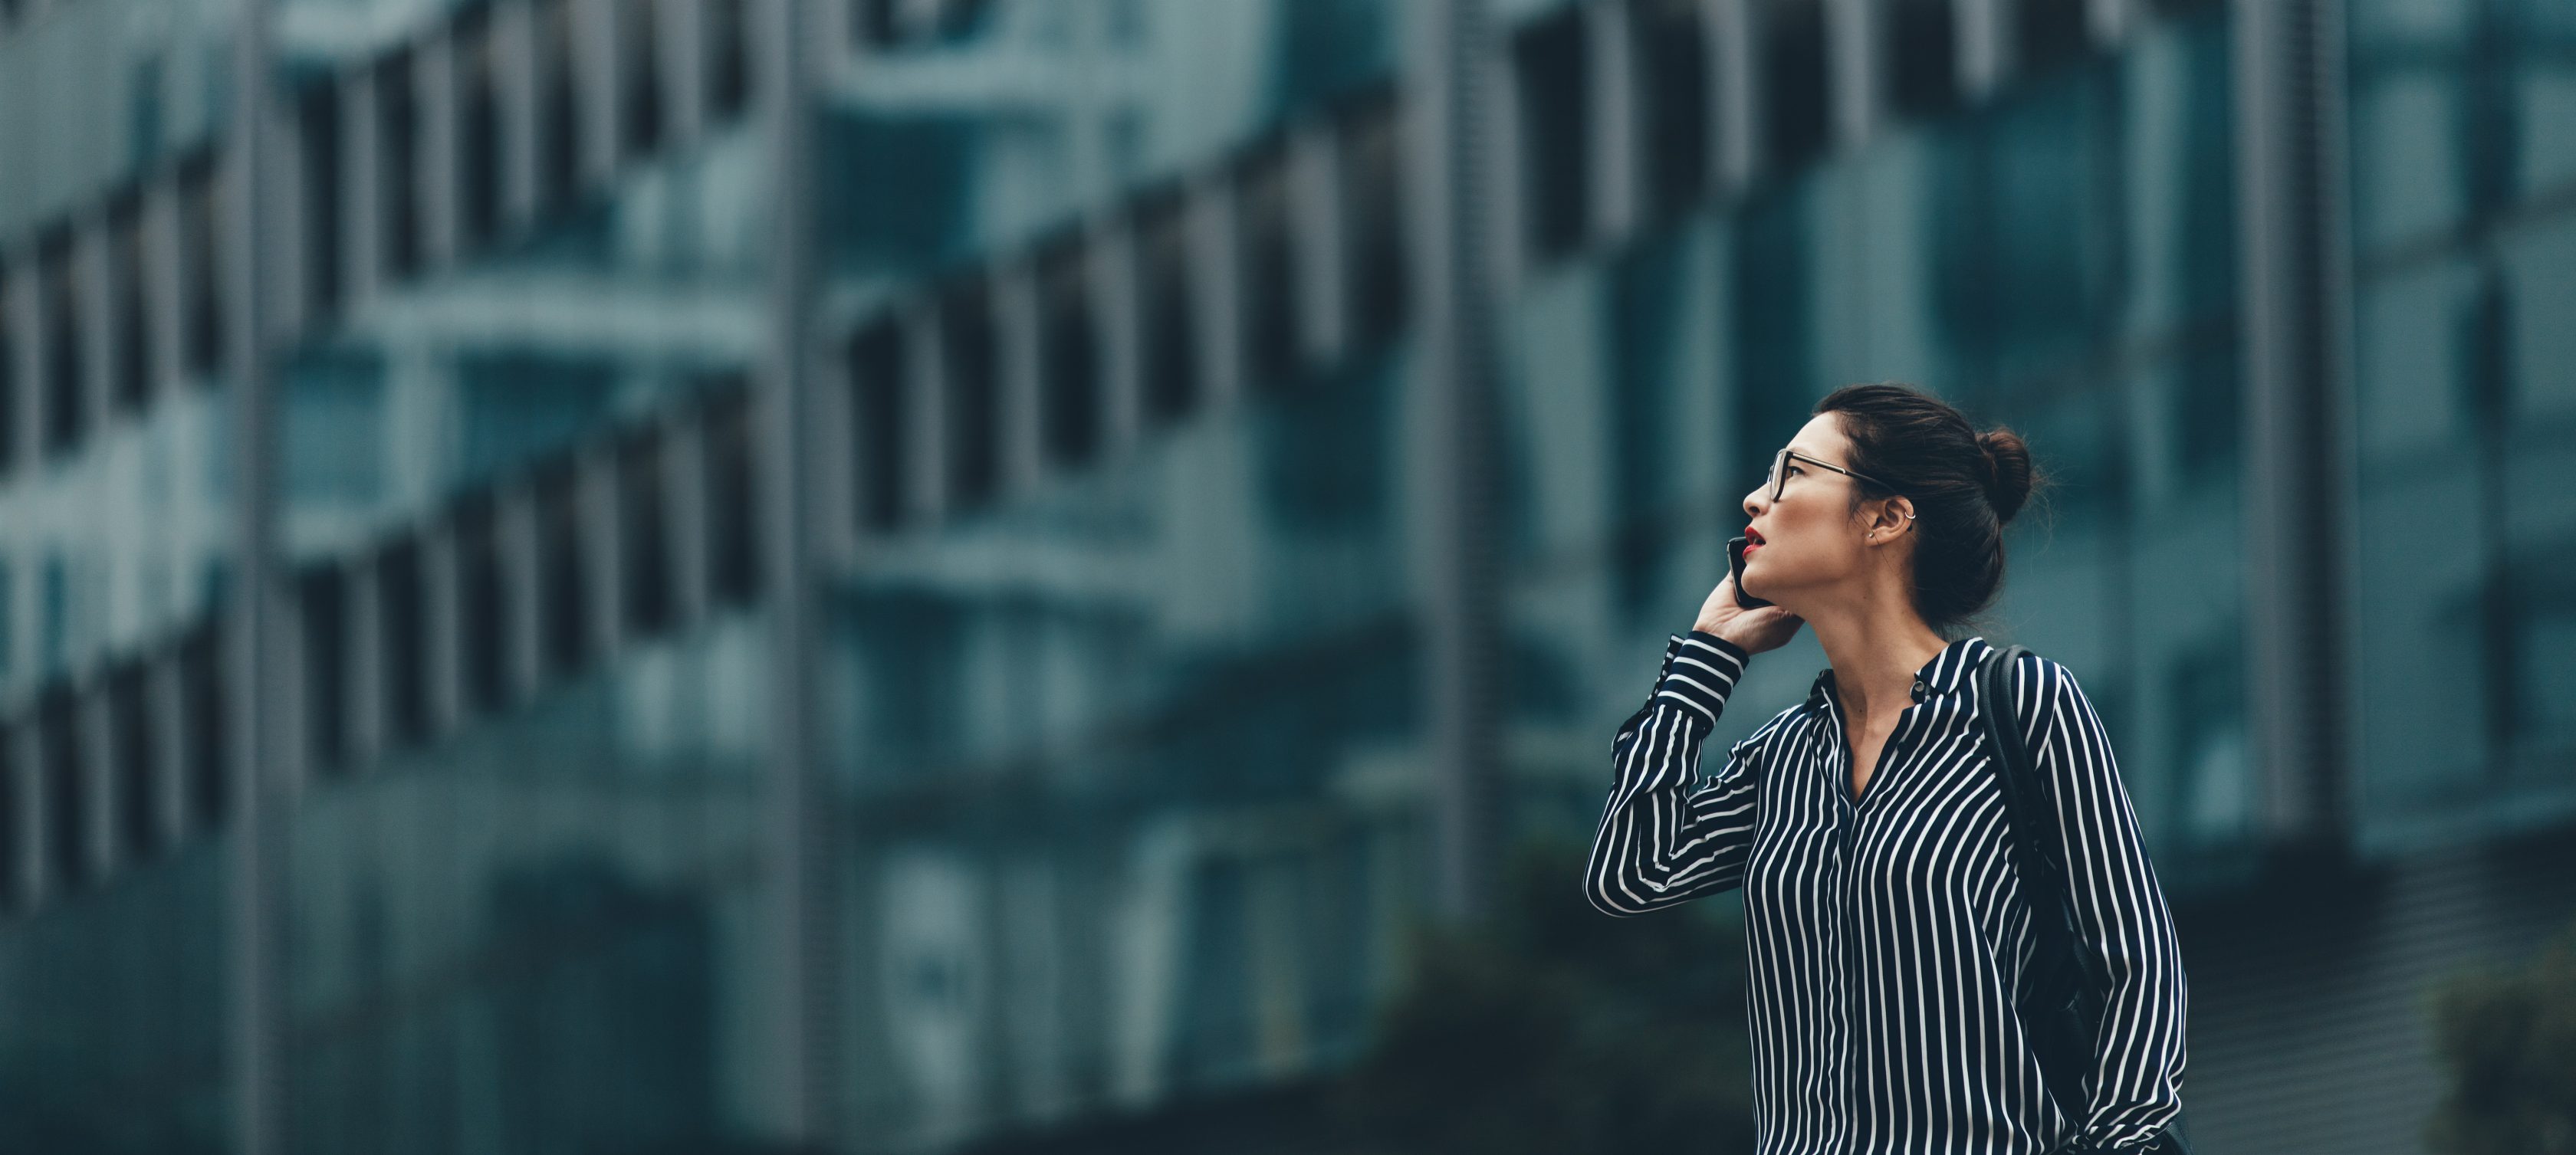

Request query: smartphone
[{"left": 1727, "top": 536, "right": 1773, "bottom": 609}]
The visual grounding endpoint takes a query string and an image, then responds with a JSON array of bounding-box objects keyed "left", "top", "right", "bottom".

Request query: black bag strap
[
  {"left": 1979, "top": 644, "right": 2192, "bottom": 1154},
  {"left": 1976, "top": 648, "right": 2113, "bottom": 1056}
]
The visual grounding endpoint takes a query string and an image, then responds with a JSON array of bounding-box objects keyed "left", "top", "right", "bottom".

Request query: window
[
  {"left": 1135, "top": 189, "right": 1198, "bottom": 424},
  {"left": 297, "top": 564, "right": 347, "bottom": 773},
  {"left": 853, "top": 0, "right": 993, "bottom": 49},
  {"left": 0, "top": 727, "right": 18, "bottom": 909},
  {"left": 705, "top": 383, "right": 761, "bottom": 604},
  {"left": 1513, "top": 7, "right": 1590, "bottom": 263},
  {"left": 2015, "top": 0, "right": 2091, "bottom": 80},
  {"left": 41, "top": 690, "right": 87, "bottom": 891},
  {"left": 0, "top": 268, "right": 18, "bottom": 477},
  {"left": 849, "top": 320, "right": 909, "bottom": 533},
  {"left": 180, "top": 153, "right": 225, "bottom": 379},
  {"left": 1762, "top": 0, "right": 1829, "bottom": 172},
  {"left": 182, "top": 622, "right": 228, "bottom": 826},
  {"left": 1036, "top": 238, "right": 1101, "bottom": 468},
  {"left": 854, "top": 0, "right": 899, "bottom": 49},
  {"left": 1887, "top": 0, "right": 1959, "bottom": 120},
  {"left": 379, "top": 49, "right": 422, "bottom": 280},
  {"left": 538, "top": 0, "right": 583, "bottom": 216},
  {"left": 2167, "top": 634, "right": 2252, "bottom": 849},
  {"left": 380, "top": 539, "right": 426, "bottom": 744},
  {"left": 453, "top": 493, "right": 512, "bottom": 713},
  {"left": 110, "top": 664, "right": 158, "bottom": 862},
  {"left": 1634, "top": 0, "right": 1711, "bottom": 221},
  {"left": 297, "top": 80, "right": 343, "bottom": 313},
  {"left": 1342, "top": 84, "right": 1408, "bottom": 350},
  {"left": 110, "top": 195, "right": 152, "bottom": 412},
  {"left": 1237, "top": 142, "right": 1300, "bottom": 389},
  {"left": 39, "top": 233, "right": 84, "bottom": 458},
  {"left": 708, "top": 0, "right": 750, "bottom": 122},
  {"left": 623, "top": 0, "right": 665, "bottom": 156},
  {"left": 535, "top": 459, "right": 590, "bottom": 674},
  {"left": 458, "top": 6, "right": 502, "bottom": 252},
  {"left": 940, "top": 278, "right": 1001, "bottom": 507},
  {"left": 619, "top": 428, "right": 673, "bottom": 636}
]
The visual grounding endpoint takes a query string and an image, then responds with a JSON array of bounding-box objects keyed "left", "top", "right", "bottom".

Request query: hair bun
[{"left": 1976, "top": 428, "right": 2033, "bottom": 524}]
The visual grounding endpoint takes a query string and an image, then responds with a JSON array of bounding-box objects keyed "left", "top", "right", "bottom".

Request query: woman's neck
[{"left": 1806, "top": 596, "right": 1950, "bottom": 720}]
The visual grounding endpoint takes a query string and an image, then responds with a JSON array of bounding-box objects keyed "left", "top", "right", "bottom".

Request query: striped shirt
[{"left": 1585, "top": 630, "right": 2187, "bottom": 1154}]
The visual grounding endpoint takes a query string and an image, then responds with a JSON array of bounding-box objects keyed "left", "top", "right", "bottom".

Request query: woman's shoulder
[
  {"left": 1726, "top": 695, "right": 1818, "bottom": 767},
  {"left": 1980, "top": 639, "right": 2082, "bottom": 702}
]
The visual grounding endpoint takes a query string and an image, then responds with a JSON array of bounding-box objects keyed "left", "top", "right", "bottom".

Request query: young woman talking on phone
[{"left": 1583, "top": 382, "right": 2187, "bottom": 1154}]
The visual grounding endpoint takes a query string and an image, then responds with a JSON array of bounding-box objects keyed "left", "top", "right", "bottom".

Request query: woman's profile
[{"left": 1583, "top": 382, "right": 2187, "bottom": 1154}]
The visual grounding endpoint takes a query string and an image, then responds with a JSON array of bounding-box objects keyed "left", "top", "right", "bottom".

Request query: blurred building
[{"left": 0, "top": 0, "right": 2566, "bottom": 1152}]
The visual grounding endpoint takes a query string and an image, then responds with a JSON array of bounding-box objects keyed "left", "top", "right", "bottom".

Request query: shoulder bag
[{"left": 1976, "top": 644, "right": 2193, "bottom": 1155}]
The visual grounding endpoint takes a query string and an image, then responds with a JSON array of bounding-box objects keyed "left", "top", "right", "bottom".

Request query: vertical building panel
[
  {"left": 341, "top": 67, "right": 382, "bottom": 310},
  {"left": 1187, "top": 174, "right": 1247, "bottom": 412},
  {"left": 79, "top": 679, "right": 117, "bottom": 878},
  {"left": 149, "top": 647, "right": 190, "bottom": 843},
  {"left": 904, "top": 300, "right": 947, "bottom": 526},
  {"left": 661, "top": 0, "right": 707, "bottom": 146},
  {"left": 580, "top": 441, "right": 624, "bottom": 662},
  {"left": 1587, "top": 0, "right": 1640, "bottom": 241},
  {"left": 501, "top": 0, "right": 542, "bottom": 231},
  {"left": 419, "top": 28, "right": 461, "bottom": 269},
  {"left": 1089, "top": 215, "right": 1145, "bottom": 460},
  {"left": 419, "top": 517, "right": 464, "bottom": 736},
  {"left": 10, "top": 723, "right": 41, "bottom": 908},
  {"left": 662, "top": 407, "right": 711, "bottom": 627},
  {"left": 1826, "top": 0, "right": 1882, "bottom": 147},
  {"left": 143, "top": 183, "right": 186, "bottom": 399},
  {"left": 992, "top": 261, "right": 1045, "bottom": 495},
  {"left": 577, "top": 0, "right": 620, "bottom": 182},
  {"left": 1287, "top": 123, "right": 1349, "bottom": 365},
  {"left": 498, "top": 483, "right": 545, "bottom": 704},
  {"left": 1707, "top": 0, "right": 1760, "bottom": 196},
  {"left": 5, "top": 262, "right": 41, "bottom": 470}
]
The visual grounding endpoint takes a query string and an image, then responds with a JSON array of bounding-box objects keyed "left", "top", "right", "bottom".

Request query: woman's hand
[{"left": 1694, "top": 571, "right": 1805, "bottom": 655}]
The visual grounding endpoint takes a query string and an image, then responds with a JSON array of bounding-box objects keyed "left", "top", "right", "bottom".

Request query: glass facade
[
  {"left": 0, "top": 0, "right": 2561, "bottom": 1150},
  {"left": 2348, "top": 0, "right": 2576, "bottom": 850},
  {"left": 1502, "top": 5, "right": 2252, "bottom": 883}
]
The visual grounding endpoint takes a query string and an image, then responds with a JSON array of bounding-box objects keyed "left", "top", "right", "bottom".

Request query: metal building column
[
  {"left": 228, "top": 0, "right": 288, "bottom": 1149},
  {"left": 1707, "top": 0, "right": 1760, "bottom": 197},
  {"left": 1411, "top": 0, "right": 1504, "bottom": 925},
  {"left": 762, "top": 0, "right": 840, "bottom": 1144},
  {"left": 2233, "top": 0, "right": 2358, "bottom": 866}
]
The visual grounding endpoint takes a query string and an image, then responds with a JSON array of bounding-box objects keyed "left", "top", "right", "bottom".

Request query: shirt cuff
[{"left": 1654, "top": 631, "right": 1751, "bottom": 727}]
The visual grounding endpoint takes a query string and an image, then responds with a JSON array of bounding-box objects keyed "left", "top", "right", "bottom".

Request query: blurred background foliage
[
  {"left": 2426, "top": 915, "right": 2576, "bottom": 1155},
  {"left": 1324, "top": 834, "right": 1756, "bottom": 1155}
]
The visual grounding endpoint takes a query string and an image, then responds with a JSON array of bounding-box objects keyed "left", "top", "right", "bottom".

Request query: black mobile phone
[{"left": 1727, "top": 536, "right": 1773, "bottom": 609}]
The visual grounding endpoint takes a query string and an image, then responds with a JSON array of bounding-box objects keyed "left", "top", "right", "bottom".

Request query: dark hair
[{"left": 1812, "top": 381, "right": 2051, "bottom": 635}]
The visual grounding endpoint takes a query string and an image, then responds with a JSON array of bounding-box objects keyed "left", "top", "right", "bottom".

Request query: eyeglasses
[{"left": 1760, "top": 447, "right": 1898, "bottom": 504}]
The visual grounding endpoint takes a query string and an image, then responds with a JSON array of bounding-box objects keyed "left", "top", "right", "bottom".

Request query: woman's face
[{"left": 1738, "top": 414, "right": 1891, "bottom": 611}]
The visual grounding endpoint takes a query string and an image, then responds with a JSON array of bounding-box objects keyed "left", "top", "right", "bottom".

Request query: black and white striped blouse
[{"left": 1585, "top": 629, "right": 2187, "bottom": 1154}]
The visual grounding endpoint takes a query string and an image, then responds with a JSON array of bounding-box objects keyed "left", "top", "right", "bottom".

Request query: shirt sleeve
[
  {"left": 2023, "top": 657, "right": 2190, "bottom": 1150},
  {"left": 1584, "top": 630, "right": 1763, "bottom": 917}
]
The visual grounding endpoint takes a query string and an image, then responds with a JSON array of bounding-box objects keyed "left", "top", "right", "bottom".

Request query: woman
[{"left": 1582, "top": 382, "right": 2187, "bottom": 1154}]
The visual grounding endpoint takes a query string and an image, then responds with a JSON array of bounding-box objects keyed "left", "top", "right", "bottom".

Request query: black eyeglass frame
[{"left": 1762, "top": 447, "right": 1899, "bottom": 504}]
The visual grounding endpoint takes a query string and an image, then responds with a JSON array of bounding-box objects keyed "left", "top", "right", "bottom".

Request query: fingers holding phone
[{"left": 1698, "top": 538, "right": 1804, "bottom": 655}]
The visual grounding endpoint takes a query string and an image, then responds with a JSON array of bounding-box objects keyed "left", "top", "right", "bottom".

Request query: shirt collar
[{"left": 1805, "top": 635, "right": 1991, "bottom": 714}]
